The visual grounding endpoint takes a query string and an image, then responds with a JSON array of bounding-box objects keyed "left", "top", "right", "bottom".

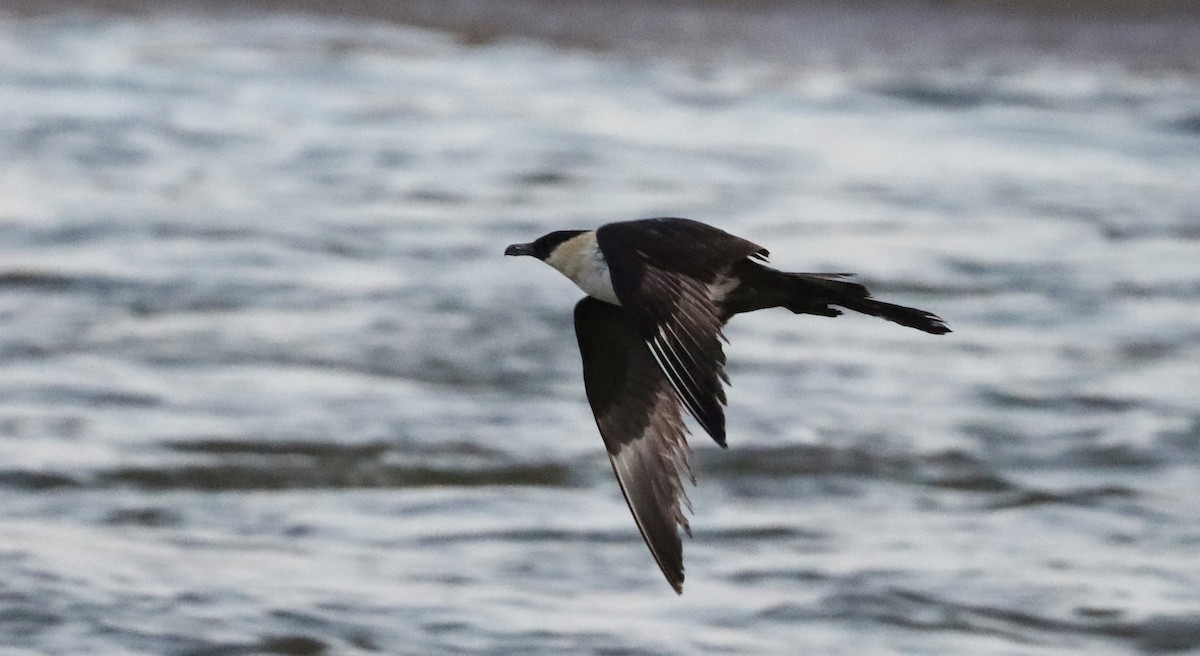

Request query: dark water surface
[{"left": 1, "top": 3, "right": 1199, "bottom": 654}]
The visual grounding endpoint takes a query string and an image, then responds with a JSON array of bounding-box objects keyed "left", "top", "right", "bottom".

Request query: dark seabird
[{"left": 505, "top": 217, "right": 949, "bottom": 593}]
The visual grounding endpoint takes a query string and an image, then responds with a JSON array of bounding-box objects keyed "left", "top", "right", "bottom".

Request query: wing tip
[
  {"left": 653, "top": 550, "right": 687, "bottom": 596},
  {"left": 702, "top": 416, "right": 728, "bottom": 448}
]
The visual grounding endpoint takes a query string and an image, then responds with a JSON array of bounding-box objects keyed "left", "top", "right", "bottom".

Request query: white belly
[{"left": 572, "top": 257, "right": 621, "bottom": 305}]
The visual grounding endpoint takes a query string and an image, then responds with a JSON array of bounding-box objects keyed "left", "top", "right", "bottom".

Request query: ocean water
[{"left": 1, "top": 3, "right": 1199, "bottom": 654}]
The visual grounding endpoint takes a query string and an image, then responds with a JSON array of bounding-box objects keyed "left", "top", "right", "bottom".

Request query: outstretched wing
[
  {"left": 597, "top": 218, "right": 767, "bottom": 447},
  {"left": 575, "top": 297, "right": 694, "bottom": 594}
]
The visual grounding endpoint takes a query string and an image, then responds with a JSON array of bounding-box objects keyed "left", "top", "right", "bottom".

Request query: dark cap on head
[{"left": 504, "top": 230, "right": 586, "bottom": 259}]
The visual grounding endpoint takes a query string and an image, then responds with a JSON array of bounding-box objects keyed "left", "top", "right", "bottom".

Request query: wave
[
  {"left": 0, "top": 439, "right": 1153, "bottom": 503},
  {"left": 0, "top": 437, "right": 574, "bottom": 491},
  {"left": 784, "top": 586, "right": 1200, "bottom": 652}
]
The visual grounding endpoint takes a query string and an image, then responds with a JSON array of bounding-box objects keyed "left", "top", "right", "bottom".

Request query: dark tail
[
  {"left": 725, "top": 262, "right": 950, "bottom": 334},
  {"left": 785, "top": 272, "right": 950, "bottom": 334}
]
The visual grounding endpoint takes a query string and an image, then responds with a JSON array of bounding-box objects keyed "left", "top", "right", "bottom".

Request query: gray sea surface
[{"left": 1, "top": 3, "right": 1199, "bottom": 655}]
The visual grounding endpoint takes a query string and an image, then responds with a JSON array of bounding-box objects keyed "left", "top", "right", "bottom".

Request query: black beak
[{"left": 505, "top": 242, "right": 535, "bottom": 257}]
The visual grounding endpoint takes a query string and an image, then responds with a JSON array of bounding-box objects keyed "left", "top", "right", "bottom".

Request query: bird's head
[{"left": 504, "top": 230, "right": 587, "bottom": 261}]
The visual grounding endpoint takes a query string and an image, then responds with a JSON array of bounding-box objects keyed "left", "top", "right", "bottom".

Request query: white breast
[{"left": 544, "top": 232, "right": 621, "bottom": 305}]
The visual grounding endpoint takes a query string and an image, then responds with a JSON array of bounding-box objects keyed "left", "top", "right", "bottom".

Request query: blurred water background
[{"left": 1, "top": 1, "right": 1199, "bottom": 654}]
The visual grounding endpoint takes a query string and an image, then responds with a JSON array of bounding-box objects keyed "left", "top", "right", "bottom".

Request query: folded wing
[
  {"left": 574, "top": 297, "right": 694, "bottom": 594},
  {"left": 597, "top": 218, "right": 768, "bottom": 447}
]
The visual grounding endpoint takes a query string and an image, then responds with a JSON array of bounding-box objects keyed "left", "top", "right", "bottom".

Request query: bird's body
[{"left": 505, "top": 217, "right": 949, "bottom": 593}]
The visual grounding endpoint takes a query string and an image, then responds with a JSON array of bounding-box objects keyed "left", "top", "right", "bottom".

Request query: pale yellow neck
[
  {"left": 545, "top": 231, "right": 599, "bottom": 282},
  {"left": 543, "top": 231, "right": 620, "bottom": 305}
]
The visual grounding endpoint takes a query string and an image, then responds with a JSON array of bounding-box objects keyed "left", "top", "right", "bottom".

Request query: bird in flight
[{"left": 505, "top": 217, "right": 949, "bottom": 593}]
